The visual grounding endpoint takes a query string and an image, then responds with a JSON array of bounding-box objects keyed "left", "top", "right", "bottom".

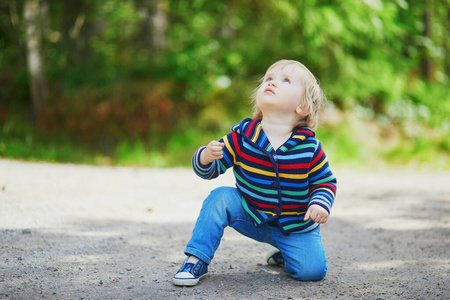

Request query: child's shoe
[
  {"left": 266, "top": 249, "right": 284, "bottom": 266},
  {"left": 172, "top": 257, "right": 208, "bottom": 286}
]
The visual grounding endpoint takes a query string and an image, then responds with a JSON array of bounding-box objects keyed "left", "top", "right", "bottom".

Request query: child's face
[{"left": 256, "top": 64, "right": 306, "bottom": 118}]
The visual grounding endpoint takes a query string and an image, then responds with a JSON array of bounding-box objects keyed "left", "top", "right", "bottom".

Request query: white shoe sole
[
  {"left": 265, "top": 248, "right": 283, "bottom": 265},
  {"left": 172, "top": 273, "right": 208, "bottom": 286}
]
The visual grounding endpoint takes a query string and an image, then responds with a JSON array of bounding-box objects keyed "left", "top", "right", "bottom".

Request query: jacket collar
[{"left": 232, "top": 118, "right": 315, "bottom": 153}]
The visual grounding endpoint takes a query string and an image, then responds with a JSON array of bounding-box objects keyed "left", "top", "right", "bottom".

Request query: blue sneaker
[
  {"left": 266, "top": 249, "right": 284, "bottom": 266},
  {"left": 172, "top": 257, "right": 208, "bottom": 286}
]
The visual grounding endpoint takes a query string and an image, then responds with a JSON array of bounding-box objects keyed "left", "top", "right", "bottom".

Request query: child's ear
[{"left": 296, "top": 105, "right": 310, "bottom": 116}]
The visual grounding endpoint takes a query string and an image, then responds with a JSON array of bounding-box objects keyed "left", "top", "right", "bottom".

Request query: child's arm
[
  {"left": 304, "top": 204, "right": 329, "bottom": 224},
  {"left": 200, "top": 141, "right": 224, "bottom": 165},
  {"left": 192, "top": 132, "right": 236, "bottom": 180},
  {"left": 305, "top": 140, "right": 337, "bottom": 224}
]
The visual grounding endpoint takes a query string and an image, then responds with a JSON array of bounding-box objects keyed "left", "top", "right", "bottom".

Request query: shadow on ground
[
  {"left": 1, "top": 209, "right": 449, "bottom": 299},
  {"left": 1, "top": 161, "right": 449, "bottom": 299}
]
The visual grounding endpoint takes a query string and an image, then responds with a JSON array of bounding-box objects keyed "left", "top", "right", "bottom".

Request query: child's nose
[{"left": 268, "top": 81, "right": 277, "bottom": 88}]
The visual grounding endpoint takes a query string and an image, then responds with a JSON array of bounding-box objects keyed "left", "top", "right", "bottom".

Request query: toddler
[{"left": 172, "top": 59, "right": 337, "bottom": 286}]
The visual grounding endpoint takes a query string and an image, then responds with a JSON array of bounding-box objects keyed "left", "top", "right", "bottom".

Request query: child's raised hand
[
  {"left": 200, "top": 140, "right": 225, "bottom": 165},
  {"left": 304, "top": 204, "right": 329, "bottom": 224}
]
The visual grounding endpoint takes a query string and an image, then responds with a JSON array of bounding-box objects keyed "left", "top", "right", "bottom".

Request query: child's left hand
[{"left": 304, "top": 204, "right": 329, "bottom": 224}]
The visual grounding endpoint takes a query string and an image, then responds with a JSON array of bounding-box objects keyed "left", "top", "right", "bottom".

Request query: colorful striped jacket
[{"left": 193, "top": 118, "right": 337, "bottom": 235}]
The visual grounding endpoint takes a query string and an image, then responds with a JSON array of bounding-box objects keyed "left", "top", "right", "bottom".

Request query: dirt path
[{"left": 0, "top": 159, "right": 449, "bottom": 299}]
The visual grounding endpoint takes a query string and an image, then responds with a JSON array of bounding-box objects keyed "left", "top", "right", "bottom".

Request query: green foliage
[
  {"left": 406, "top": 81, "right": 450, "bottom": 129},
  {"left": 383, "top": 135, "right": 450, "bottom": 170},
  {"left": 0, "top": 0, "right": 448, "bottom": 169},
  {"left": 0, "top": 114, "right": 91, "bottom": 163}
]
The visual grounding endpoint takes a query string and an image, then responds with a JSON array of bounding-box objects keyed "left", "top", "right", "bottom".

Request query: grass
[{"left": 1, "top": 112, "right": 448, "bottom": 170}]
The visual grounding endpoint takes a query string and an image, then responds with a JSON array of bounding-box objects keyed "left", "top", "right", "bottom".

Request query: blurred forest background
[{"left": 0, "top": 0, "right": 449, "bottom": 169}]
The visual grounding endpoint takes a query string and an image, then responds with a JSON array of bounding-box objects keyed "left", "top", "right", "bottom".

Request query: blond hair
[{"left": 251, "top": 59, "right": 326, "bottom": 129}]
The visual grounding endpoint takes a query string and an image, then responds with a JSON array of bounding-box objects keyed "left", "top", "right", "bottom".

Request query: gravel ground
[{"left": 0, "top": 159, "right": 449, "bottom": 299}]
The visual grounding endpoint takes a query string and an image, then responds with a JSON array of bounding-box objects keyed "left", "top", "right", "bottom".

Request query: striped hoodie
[{"left": 193, "top": 118, "right": 337, "bottom": 235}]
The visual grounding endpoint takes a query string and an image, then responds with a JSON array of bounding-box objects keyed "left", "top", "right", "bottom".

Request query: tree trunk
[
  {"left": 152, "top": 0, "right": 167, "bottom": 51},
  {"left": 445, "top": 1, "right": 450, "bottom": 78},
  {"left": 25, "top": 0, "right": 46, "bottom": 121},
  {"left": 421, "top": 0, "right": 434, "bottom": 81},
  {"left": 136, "top": 0, "right": 167, "bottom": 51}
]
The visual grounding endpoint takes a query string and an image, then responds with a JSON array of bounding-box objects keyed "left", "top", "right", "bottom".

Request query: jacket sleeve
[
  {"left": 307, "top": 140, "right": 337, "bottom": 214},
  {"left": 192, "top": 132, "right": 237, "bottom": 180}
]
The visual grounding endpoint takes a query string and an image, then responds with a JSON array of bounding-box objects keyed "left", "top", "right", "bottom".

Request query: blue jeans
[{"left": 184, "top": 187, "right": 327, "bottom": 281}]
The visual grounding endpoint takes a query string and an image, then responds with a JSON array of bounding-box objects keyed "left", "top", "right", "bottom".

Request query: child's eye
[
  {"left": 265, "top": 77, "right": 273, "bottom": 82},
  {"left": 283, "top": 78, "right": 291, "bottom": 83}
]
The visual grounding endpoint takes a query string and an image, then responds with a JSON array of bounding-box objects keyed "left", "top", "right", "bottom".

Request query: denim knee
[
  {"left": 285, "top": 262, "right": 327, "bottom": 281},
  {"left": 204, "top": 187, "right": 239, "bottom": 212}
]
